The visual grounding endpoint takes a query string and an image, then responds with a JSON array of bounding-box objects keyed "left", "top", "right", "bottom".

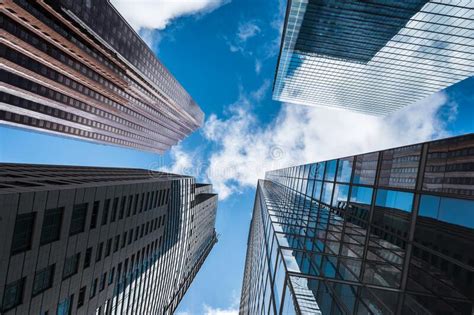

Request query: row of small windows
[
  {"left": 1, "top": 233, "right": 163, "bottom": 313},
  {"left": 0, "top": 109, "right": 155, "bottom": 152},
  {"left": 1, "top": 91, "right": 169, "bottom": 148},
  {"left": 2, "top": 46, "right": 181, "bottom": 140},
  {"left": 10, "top": 189, "right": 169, "bottom": 255}
]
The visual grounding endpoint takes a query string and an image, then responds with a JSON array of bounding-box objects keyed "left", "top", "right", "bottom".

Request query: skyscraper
[
  {"left": 1, "top": 0, "right": 204, "bottom": 153},
  {"left": 240, "top": 134, "right": 474, "bottom": 314},
  {"left": 0, "top": 163, "right": 217, "bottom": 314},
  {"left": 273, "top": 0, "right": 474, "bottom": 115}
]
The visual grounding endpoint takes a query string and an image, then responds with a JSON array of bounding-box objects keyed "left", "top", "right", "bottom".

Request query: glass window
[
  {"left": 332, "top": 184, "right": 349, "bottom": 207},
  {"left": 32, "top": 265, "right": 54, "bottom": 296},
  {"left": 419, "top": 195, "right": 474, "bottom": 229},
  {"left": 90, "top": 202, "right": 99, "bottom": 229},
  {"left": 321, "top": 182, "right": 334, "bottom": 205},
  {"left": 40, "top": 207, "right": 63, "bottom": 245},
  {"left": 375, "top": 189, "right": 413, "bottom": 212},
  {"left": 353, "top": 152, "right": 378, "bottom": 185},
  {"left": 57, "top": 295, "right": 73, "bottom": 315},
  {"left": 336, "top": 157, "right": 353, "bottom": 183},
  {"left": 379, "top": 145, "right": 421, "bottom": 189},
  {"left": 63, "top": 253, "right": 80, "bottom": 279},
  {"left": 11, "top": 212, "right": 36, "bottom": 254},
  {"left": 315, "top": 162, "right": 325, "bottom": 180},
  {"left": 312, "top": 180, "right": 323, "bottom": 200},
  {"left": 69, "top": 203, "right": 87, "bottom": 235},
  {"left": 2, "top": 278, "right": 24, "bottom": 311},
  {"left": 350, "top": 186, "right": 373, "bottom": 205},
  {"left": 325, "top": 160, "right": 337, "bottom": 181}
]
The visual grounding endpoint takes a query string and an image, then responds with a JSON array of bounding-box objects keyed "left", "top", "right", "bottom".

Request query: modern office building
[
  {"left": 273, "top": 0, "right": 474, "bottom": 115},
  {"left": 0, "top": 164, "right": 218, "bottom": 314},
  {"left": 0, "top": 0, "right": 204, "bottom": 153},
  {"left": 240, "top": 134, "right": 474, "bottom": 314}
]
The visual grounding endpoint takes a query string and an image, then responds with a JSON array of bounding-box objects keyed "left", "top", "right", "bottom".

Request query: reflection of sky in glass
[
  {"left": 332, "top": 184, "right": 349, "bottom": 207},
  {"left": 274, "top": 0, "right": 474, "bottom": 115},
  {"left": 376, "top": 189, "right": 413, "bottom": 212},
  {"left": 419, "top": 194, "right": 474, "bottom": 229},
  {"left": 336, "top": 158, "right": 353, "bottom": 183},
  {"left": 324, "top": 160, "right": 337, "bottom": 181},
  {"left": 350, "top": 186, "right": 373, "bottom": 205}
]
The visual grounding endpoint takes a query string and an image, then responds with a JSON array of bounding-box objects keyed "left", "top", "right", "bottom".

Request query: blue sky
[{"left": 1, "top": 0, "right": 473, "bottom": 314}]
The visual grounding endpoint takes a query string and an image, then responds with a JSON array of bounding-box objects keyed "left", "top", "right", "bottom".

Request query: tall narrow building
[
  {"left": 1, "top": 0, "right": 204, "bottom": 153},
  {"left": 0, "top": 164, "right": 217, "bottom": 314},
  {"left": 273, "top": 0, "right": 474, "bottom": 115},
  {"left": 240, "top": 134, "right": 474, "bottom": 314}
]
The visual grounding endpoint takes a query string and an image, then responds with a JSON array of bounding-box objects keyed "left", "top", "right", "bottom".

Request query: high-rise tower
[
  {"left": 240, "top": 134, "right": 473, "bottom": 314},
  {"left": 273, "top": 0, "right": 474, "bottom": 115},
  {"left": 1, "top": 0, "right": 204, "bottom": 153},
  {"left": 0, "top": 164, "right": 217, "bottom": 314}
]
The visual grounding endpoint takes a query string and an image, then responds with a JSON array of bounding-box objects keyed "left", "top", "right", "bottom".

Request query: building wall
[
  {"left": 0, "top": 164, "right": 218, "bottom": 315},
  {"left": 240, "top": 134, "right": 474, "bottom": 314},
  {"left": 1, "top": 0, "right": 203, "bottom": 153}
]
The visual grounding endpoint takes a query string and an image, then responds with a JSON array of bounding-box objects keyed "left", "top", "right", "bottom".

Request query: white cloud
[
  {"left": 203, "top": 305, "right": 239, "bottom": 315},
  {"left": 159, "top": 145, "right": 194, "bottom": 175},
  {"left": 202, "top": 87, "right": 457, "bottom": 199},
  {"left": 237, "top": 21, "right": 261, "bottom": 42},
  {"left": 255, "top": 59, "right": 262, "bottom": 74},
  {"left": 111, "top": 0, "right": 230, "bottom": 31},
  {"left": 226, "top": 20, "right": 261, "bottom": 54}
]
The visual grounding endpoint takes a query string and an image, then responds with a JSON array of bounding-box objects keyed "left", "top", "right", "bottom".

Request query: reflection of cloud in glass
[{"left": 274, "top": 1, "right": 474, "bottom": 115}]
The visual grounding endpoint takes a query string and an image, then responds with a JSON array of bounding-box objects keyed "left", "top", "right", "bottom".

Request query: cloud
[
  {"left": 111, "top": 0, "right": 230, "bottom": 31},
  {"left": 226, "top": 20, "right": 261, "bottom": 54},
  {"left": 202, "top": 88, "right": 457, "bottom": 199},
  {"left": 203, "top": 305, "right": 239, "bottom": 315},
  {"left": 159, "top": 145, "right": 194, "bottom": 175},
  {"left": 255, "top": 59, "right": 262, "bottom": 74}
]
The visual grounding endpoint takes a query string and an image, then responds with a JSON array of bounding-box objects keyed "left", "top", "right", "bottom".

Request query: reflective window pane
[
  {"left": 336, "top": 157, "right": 353, "bottom": 183},
  {"left": 325, "top": 160, "right": 337, "bottom": 181},
  {"left": 379, "top": 144, "right": 421, "bottom": 189},
  {"left": 375, "top": 189, "right": 414, "bottom": 212},
  {"left": 350, "top": 186, "right": 373, "bottom": 205},
  {"left": 353, "top": 152, "right": 378, "bottom": 185}
]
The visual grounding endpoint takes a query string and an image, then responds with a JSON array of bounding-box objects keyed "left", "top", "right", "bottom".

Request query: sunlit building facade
[
  {"left": 1, "top": 0, "right": 204, "bottom": 153},
  {"left": 240, "top": 134, "right": 474, "bottom": 314},
  {"left": 273, "top": 0, "right": 474, "bottom": 115},
  {"left": 0, "top": 164, "right": 217, "bottom": 314}
]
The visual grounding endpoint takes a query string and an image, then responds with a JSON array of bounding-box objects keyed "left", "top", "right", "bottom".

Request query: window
[
  {"left": 108, "top": 268, "right": 115, "bottom": 285},
  {"left": 11, "top": 212, "right": 36, "bottom": 254},
  {"left": 111, "top": 198, "right": 118, "bottom": 222},
  {"left": 69, "top": 203, "right": 87, "bottom": 235},
  {"left": 77, "top": 286, "right": 86, "bottom": 308},
  {"left": 114, "top": 235, "right": 119, "bottom": 252},
  {"left": 121, "top": 232, "right": 127, "bottom": 248},
  {"left": 95, "top": 242, "right": 103, "bottom": 262},
  {"left": 101, "top": 202, "right": 109, "bottom": 226},
  {"left": 350, "top": 186, "right": 373, "bottom": 205},
  {"left": 90, "top": 279, "right": 97, "bottom": 299},
  {"left": 63, "top": 253, "right": 80, "bottom": 279},
  {"left": 57, "top": 295, "right": 73, "bottom": 315},
  {"left": 105, "top": 238, "right": 112, "bottom": 257},
  {"left": 90, "top": 202, "right": 99, "bottom": 229},
  {"left": 32, "top": 265, "right": 54, "bottom": 296},
  {"left": 99, "top": 273, "right": 107, "bottom": 291},
  {"left": 40, "top": 207, "right": 63, "bottom": 245},
  {"left": 84, "top": 247, "right": 92, "bottom": 269},
  {"left": 119, "top": 196, "right": 126, "bottom": 219},
  {"left": 2, "top": 278, "right": 24, "bottom": 311},
  {"left": 376, "top": 189, "right": 413, "bottom": 212}
]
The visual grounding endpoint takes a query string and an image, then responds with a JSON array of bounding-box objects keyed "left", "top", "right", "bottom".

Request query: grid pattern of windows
[
  {"left": 273, "top": 0, "right": 474, "bottom": 115},
  {"left": 240, "top": 134, "right": 474, "bottom": 314},
  {"left": 1, "top": 0, "right": 205, "bottom": 153}
]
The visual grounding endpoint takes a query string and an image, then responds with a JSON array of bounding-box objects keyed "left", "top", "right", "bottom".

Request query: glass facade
[
  {"left": 1, "top": 0, "right": 203, "bottom": 153},
  {"left": 273, "top": 0, "right": 474, "bottom": 115},
  {"left": 240, "top": 134, "right": 474, "bottom": 314}
]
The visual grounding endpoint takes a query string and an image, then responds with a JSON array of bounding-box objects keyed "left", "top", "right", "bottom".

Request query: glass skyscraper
[
  {"left": 240, "top": 134, "right": 474, "bottom": 314},
  {"left": 1, "top": 0, "right": 203, "bottom": 153},
  {"left": 0, "top": 164, "right": 217, "bottom": 314},
  {"left": 273, "top": 0, "right": 474, "bottom": 115}
]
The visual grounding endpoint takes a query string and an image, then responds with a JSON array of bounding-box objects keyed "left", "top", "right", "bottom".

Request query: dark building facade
[
  {"left": 0, "top": 0, "right": 204, "bottom": 153},
  {"left": 240, "top": 134, "right": 474, "bottom": 314},
  {"left": 0, "top": 164, "right": 217, "bottom": 314},
  {"left": 273, "top": 0, "right": 474, "bottom": 115}
]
